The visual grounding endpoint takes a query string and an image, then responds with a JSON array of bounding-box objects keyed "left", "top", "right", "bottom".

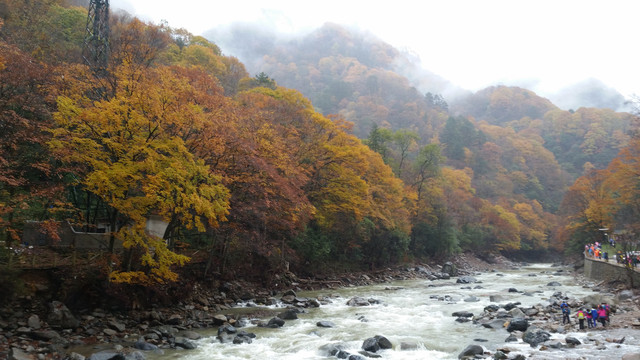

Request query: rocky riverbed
[{"left": 1, "top": 254, "right": 639, "bottom": 360}]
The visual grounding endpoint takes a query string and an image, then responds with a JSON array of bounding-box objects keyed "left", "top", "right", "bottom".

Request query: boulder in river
[
  {"left": 317, "top": 321, "right": 335, "bottom": 328},
  {"left": 506, "top": 318, "right": 528, "bottom": 332},
  {"left": 361, "top": 335, "right": 392, "bottom": 352},
  {"left": 452, "top": 311, "right": 474, "bottom": 318},
  {"left": 523, "top": 328, "right": 550, "bottom": 347},
  {"left": 456, "top": 276, "right": 477, "bottom": 284},
  {"left": 457, "top": 344, "right": 483, "bottom": 359}
]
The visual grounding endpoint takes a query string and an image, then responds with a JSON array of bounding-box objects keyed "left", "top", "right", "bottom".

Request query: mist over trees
[{"left": 1, "top": 1, "right": 639, "bottom": 290}]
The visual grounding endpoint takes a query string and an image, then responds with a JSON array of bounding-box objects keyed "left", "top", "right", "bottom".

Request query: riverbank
[{"left": 1, "top": 253, "right": 637, "bottom": 359}]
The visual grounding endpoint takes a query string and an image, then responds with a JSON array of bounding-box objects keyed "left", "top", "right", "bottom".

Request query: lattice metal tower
[{"left": 82, "top": 0, "right": 110, "bottom": 72}]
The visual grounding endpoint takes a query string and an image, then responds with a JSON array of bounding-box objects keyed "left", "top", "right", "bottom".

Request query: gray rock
[
  {"left": 103, "top": 328, "right": 117, "bottom": 336},
  {"left": 108, "top": 320, "right": 126, "bottom": 332},
  {"left": 67, "top": 353, "right": 86, "bottom": 360},
  {"left": 442, "top": 262, "right": 458, "bottom": 276},
  {"left": 523, "top": 328, "right": 551, "bottom": 347},
  {"left": 27, "top": 315, "right": 41, "bottom": 330},
  {"left": 456, "top": 276, "right": 478, "bottom": 284},
  {"left": 374, "top": 335, "right": 392, "bottom": 349},
  {"left": 618, "top": 290, "right": 634, "bottom": 302},
  {"left": 346, "top": 297, "right": 371, "bottom": 307},
  {"left": 174, "top": 337, "right": 197, "bottom": 350},
  {"left": 29, "top": 330, "right": 62, "bottom": 342},
  {"left": 481, "top": 319, "right": 506, "bottom": 329},
  {"left": 458, "top": 344, "right": 483, "bottom": 359},
  {"left": 493, "top": 350, "right": 508, "bottom": 359},
  {"left": 362, "top": 337, "right": 380, "bottom": 352},
  {"left": 47, "top": 301, "right": 79, "bottom": 329},
  {"left": 509, "top": 308, "right": 526, "bottom": 318},
  {"left": 547, "top": 281, "right": 562, "bottom": 287},
  {"left": 490, "top": 295, "right": 506, "bottom": 302},
  {"left": 452, "top": 311, "right": 474, "bottom": 318},
  {"left": 317, "top": 321, "right": 335, "bottom": 328},
  {"left": 134, "top": 338, "right": 158, "bottom": 351},
  {"left": 278, "top": 309, "right": 298, "bottom": 320},
  {"left": 319, "top": 343, "right": 347, "bottom": 356},
  {"left": 622, "top": 354, "right": 640, "bottom": 360},
  {"left": 507, "top": 318, "right": 528, "bottom": 332},
  {"left": 212, "top": 314, "right": 227, "bottom": 325},
  {"left": 463, "top": 296, "right": 480, "bottom": 302},
  {"left": 505, "top": 334, "right": 518, "bottom": 342},
  {"left": 266, "top": 317, "right": 285, "bottom": 328},
  {"left": 566, "top": 336, "right": 581, "bottom": 345},
  {"left": 9, "top": 347, "right": 33, "bottom": 360}
]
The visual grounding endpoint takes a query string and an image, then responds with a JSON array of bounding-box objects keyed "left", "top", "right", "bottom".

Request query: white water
[{"left": 150, "top": 264, "right": 640, "bottom": 360}]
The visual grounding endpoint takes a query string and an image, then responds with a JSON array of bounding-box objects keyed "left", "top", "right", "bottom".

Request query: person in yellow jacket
[{"left": 576, "top": 308, "right": 586, "bottom": 330}]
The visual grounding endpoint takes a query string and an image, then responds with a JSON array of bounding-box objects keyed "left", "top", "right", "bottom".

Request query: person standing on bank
[
  {"left": 576, "top": 308, "right": 586, "bottom": 330},
  {"left": 561, "top": 301, "right": 571, "bottom": 324}
]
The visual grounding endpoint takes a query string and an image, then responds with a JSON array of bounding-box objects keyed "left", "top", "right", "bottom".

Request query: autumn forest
[{"left": 1, "top": 0, "right": 639, "bottom": 291}]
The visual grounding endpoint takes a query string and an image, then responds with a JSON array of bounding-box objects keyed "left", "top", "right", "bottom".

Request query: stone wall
[{"left": 584, "top": 257, "right": 640, "bottom": 288}]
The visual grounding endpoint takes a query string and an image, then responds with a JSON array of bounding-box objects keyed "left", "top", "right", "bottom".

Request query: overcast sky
[{"left": 111, "top": 0, "right": 640, "bottom": 99}]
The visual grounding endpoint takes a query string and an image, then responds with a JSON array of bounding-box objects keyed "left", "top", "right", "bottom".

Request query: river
[{"left": 146, "top": 263, "right": 640, "bottom": 360}]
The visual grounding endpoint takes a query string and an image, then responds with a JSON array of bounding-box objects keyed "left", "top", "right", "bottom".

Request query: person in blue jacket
[{"left": 590, "top": 308, "right": 599, "bottom": 327}]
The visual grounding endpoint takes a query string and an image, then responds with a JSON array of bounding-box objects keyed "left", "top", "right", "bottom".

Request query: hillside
[{"left": 0, "top": 1, "right": 639, "bottom": 306}]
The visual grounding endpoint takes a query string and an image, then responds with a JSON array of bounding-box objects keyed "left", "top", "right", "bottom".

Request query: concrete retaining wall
[{"left": 584, "top": 257, "right": 640, "bottom": 287}]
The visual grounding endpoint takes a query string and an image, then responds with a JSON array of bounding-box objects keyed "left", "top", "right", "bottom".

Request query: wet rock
[
  {"left": 505, "top": 334, "right": 518, "bottom": 342},
  {"left": 233, "top": 331, "right": 255, "bottom": 344},
  {"left": 547, "top": 281, "right": 562, "bottom": 287},
  {"left": 362, "top": 337, "right": 380, "bottom": 352},
  {"left": 319, "top": 343, "right": 348, "bottom": 356},
  {"left": 317, "top": 321, "right": 335, "bottom": 328},
  {"left": 212, "top": 314, "right": 227, "bottom": 325},
  {"left": 457, "top": 344, "right": 483, "bottom": 359},
  {"left": 566, "top": 336, "right": 581, "bottom": 345},
  {"left": 346, "top": 297, "right": 372, "bottom": 307},
  {"left": 509, "top": 308, "right": 526, "bottom": 318},
  {"left": 134, "top": 338, "right": 158, "bottom": 351},
  {"left": 502, "top": 302, "right": 520, "bottom": 311},
  {"left": 523, "top": 328, "right": 550, "bottom": 347},
  {"left": 456, "top": 276, "right": 477, "bottom": 284},
  {"left": 348, "top": 355, "right": 366, "bottom": 360},
  {"left": 278, "top": 309, "right": 299, "bottom": 320},
  {"left": 490, "top": 295, "right": 506, "bottom": 302},
  {"left": 507, "top": 318, "right": 528, "bottom": 332},
  {"left": 47, "top": 301, "right": 79, "bottom": 329},
  {"left": 484, "top": 305, "right": 500, "bottom": 312},
  {"left": 493, "top": 350, "right": 508, "bottom": 359},
  {"left": 400, "top": 342, "right": 419, "bottom": 350},
  {"left": 174, "top": 337, "right": 197, "bottom": 350},
  {"left": 266, "top": 317, "right": 285, "bottom": 328},
  {"left": 452, "top": 311, "right": 474, "bottom": 318},
  {"left": 464, "top": 296, "right": 480, "bottom": 302},
  {"left": 482, "top": 319, "right": 505, "bottom": 329}
]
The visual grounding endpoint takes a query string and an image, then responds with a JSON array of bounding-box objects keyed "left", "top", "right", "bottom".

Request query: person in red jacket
[{"left": 597, "top": 305, "right": 608, "bottom": 327}]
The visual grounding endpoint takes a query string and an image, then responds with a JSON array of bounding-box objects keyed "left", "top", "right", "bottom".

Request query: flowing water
[{"left": 148, "top": 264, "right": 640, "bottom": 359}]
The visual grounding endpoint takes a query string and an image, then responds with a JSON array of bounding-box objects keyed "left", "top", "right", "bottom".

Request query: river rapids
[{"left": 144, "top": 263, "right": 640, "bottom": 360}]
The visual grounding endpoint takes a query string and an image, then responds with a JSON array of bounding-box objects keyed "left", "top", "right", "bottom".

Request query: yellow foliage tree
[{"left": 51, "top": 62, "right": 230, "bottom": 284}]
